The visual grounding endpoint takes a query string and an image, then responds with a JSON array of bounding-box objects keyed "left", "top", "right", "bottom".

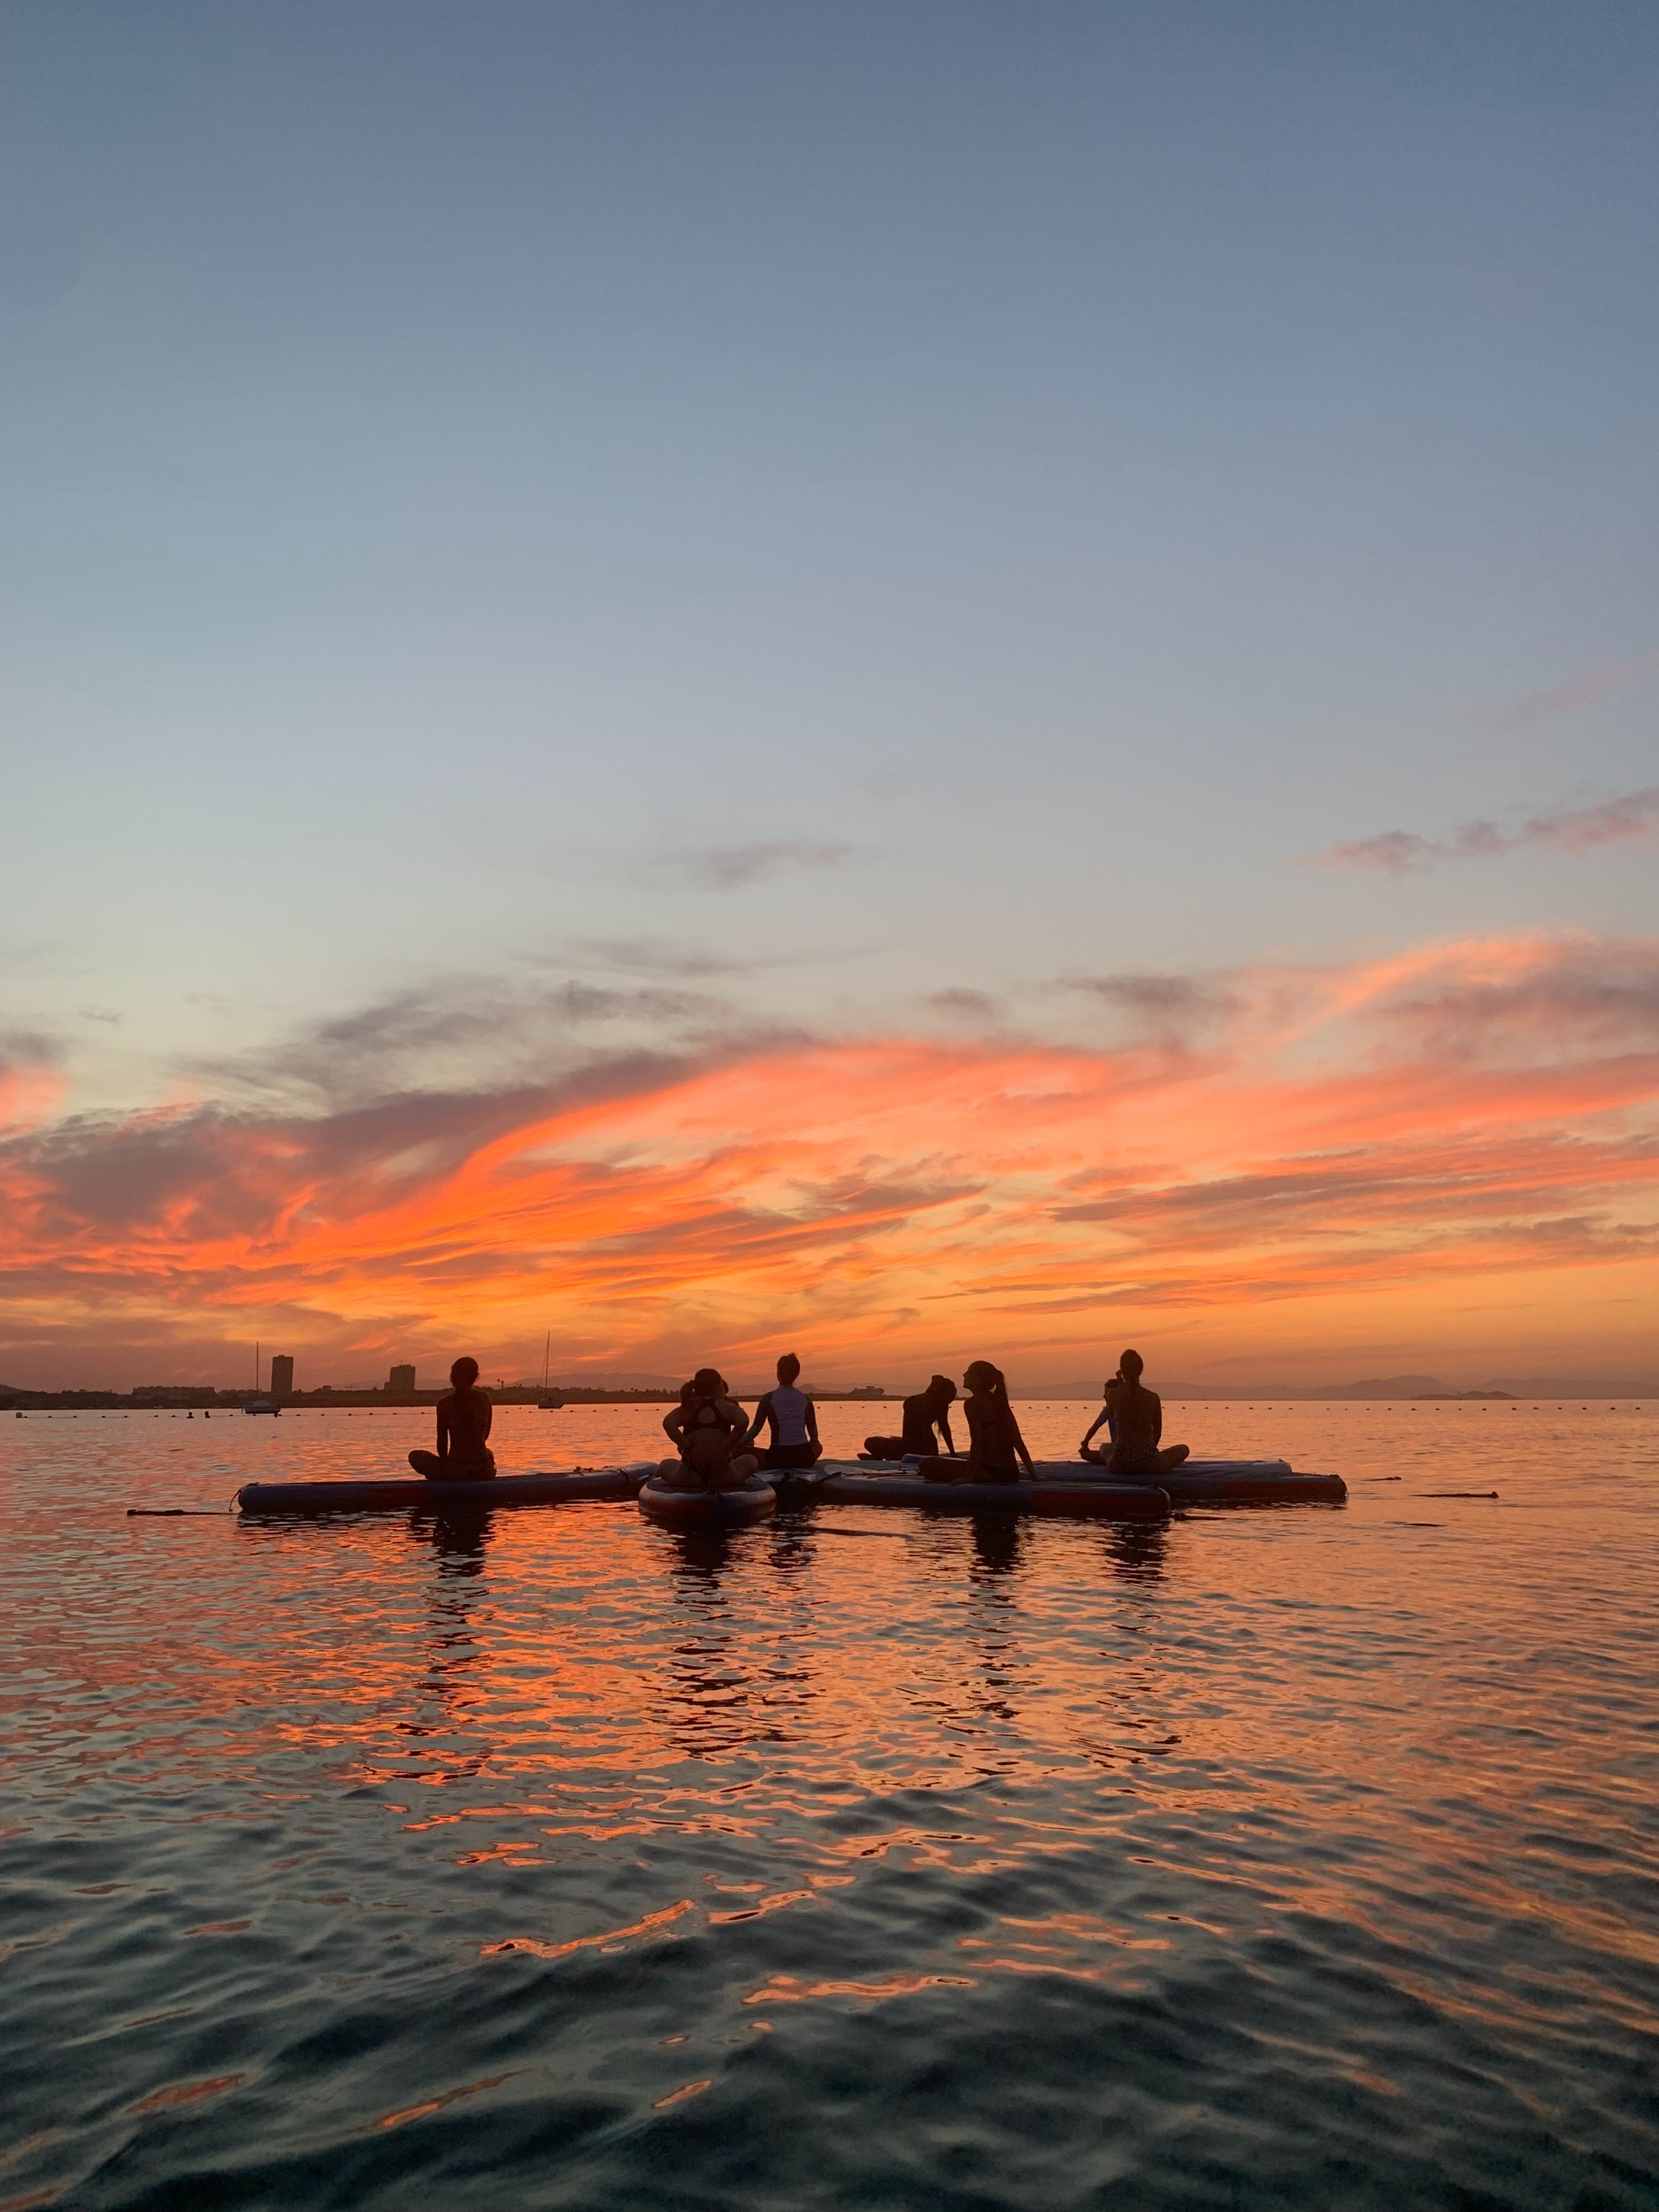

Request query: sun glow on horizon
[{"left": 2, "top": 932, "right": 1655, "bottom": 1387}]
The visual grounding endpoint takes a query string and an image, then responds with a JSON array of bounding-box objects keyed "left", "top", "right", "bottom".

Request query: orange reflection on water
[
  {"left": 741, "top": 1971, "right": 978, "bottom": 2007},
  {"left": 482, "top": 1897, "right": 696, "bottom": 1961},
  {"left": 373, "top": 2074, "right": 515, "bottom": 2132},
  {"left": 124, "top": 2076, "right": 245, "bottom": 2116},
  {"left": 652, "top": 2079, "right": 712, "bottom": 2109}
]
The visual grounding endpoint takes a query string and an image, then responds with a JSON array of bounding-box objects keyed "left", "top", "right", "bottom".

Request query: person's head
[
  {"left": 691, "top": 1366, "right": 726, "bottom": 1401},
  {"left": 926, "top": 1373, "right": 956, "bottom": 1406},
  {"left": 1119, "top": 1348, "right": 1144, "bottom": 1382},
  {"left": 450, "top": 1356, "right": 480, "bottom": 1389},
  {"left": 777, "top": 1353, "right": 801, "bottom": 1386},
  {"left": 963, "top": 1359, "right": 1007, "bottom": 1401}
]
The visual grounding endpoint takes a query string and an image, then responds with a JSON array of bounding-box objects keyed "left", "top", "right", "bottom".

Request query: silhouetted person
[
  {"left": 863, "top": 1375, "right": 959, "bottom": 1460},
  {"left": 1079, "top": 1378, "right": 1117, "bottom": 1460},
  {"left": 929, "top": 1354, "right": 1035, "bottom": 1478},
  {"left": 748, "top": 1353, "right": 822, "bottom": 1471},
  {"left": 660, "top": 1369, "right": 759, "bottom": 1492},
  {"left": 410, "top": 1356, "right": 495, "bottom": 1480},
  {"left": 1080, "top": 1349, "right": 1189, "bottom": 1476}
]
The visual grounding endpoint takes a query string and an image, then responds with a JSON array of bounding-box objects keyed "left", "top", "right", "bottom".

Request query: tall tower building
[
  {"left": 388, "top": 1363, "right": 416, "bottom": 1395},
  {"left": 269, "top": 1354, "right": 294, "bottom": 1399}
]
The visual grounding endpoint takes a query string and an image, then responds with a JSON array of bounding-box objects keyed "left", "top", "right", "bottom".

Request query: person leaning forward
[
  {"left": 409, "top": 1356, "right": 495, "bottom": 1480},
  {"left": 863, "top": 1375, "right": 959, "bottom": 1461}
]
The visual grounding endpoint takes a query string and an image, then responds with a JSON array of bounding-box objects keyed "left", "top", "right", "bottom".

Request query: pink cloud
[
  {"left": 1317, "top": 788, "right": 1659, "bottom": 877},
  {"left": 2, "top": 933, "right": 1655, "bottom": 1384}
]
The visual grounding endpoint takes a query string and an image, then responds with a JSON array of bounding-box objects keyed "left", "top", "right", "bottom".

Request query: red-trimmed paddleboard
[
  {"left": 637, "top": 1473, "right": 778, "bottom": 1527},
  {"left": 236, "top": 1464, "right": 656, "bottom": 1517},
  {"left": 801, "top": 1471, "right": 1170, "bottom": 1518}
]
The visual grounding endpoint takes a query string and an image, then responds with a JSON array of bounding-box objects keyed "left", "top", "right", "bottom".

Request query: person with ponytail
[
  {"left": 1081, "top": 1348, "right": 1189, "bottom": 1476},
  {"left": 960, "top": 1360, "right": 1034, "bottom": 1484}
]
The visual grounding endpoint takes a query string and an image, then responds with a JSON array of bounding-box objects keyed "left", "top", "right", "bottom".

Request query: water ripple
[{"left": 2, "top": 1401, "right": 1656, "bottom": 2208}]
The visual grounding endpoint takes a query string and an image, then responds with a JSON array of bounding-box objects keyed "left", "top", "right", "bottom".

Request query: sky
[{"left": 3, "top": 0, "right": 1656, "bottom": 1389}]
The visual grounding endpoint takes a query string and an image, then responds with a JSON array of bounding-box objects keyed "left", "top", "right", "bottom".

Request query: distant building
[
  {"left": 388, "top": 1363, "right": 417, "bottom": 1394},
  {"left": 849, "top": 1385, "right": 886, "bottom": 1398},
  {"left": 270, "top": 1354, "right": 294, "bottom": 1399}
]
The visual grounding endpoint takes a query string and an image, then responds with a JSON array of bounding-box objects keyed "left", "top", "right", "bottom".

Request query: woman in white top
[{"left": 748, "top": 1353, "right": 822, "bottom": 1471}]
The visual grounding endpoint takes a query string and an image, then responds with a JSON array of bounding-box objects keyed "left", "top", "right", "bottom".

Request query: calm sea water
[{"left": 3, "top": 1399, "right": 1656, "bottom": 2211}]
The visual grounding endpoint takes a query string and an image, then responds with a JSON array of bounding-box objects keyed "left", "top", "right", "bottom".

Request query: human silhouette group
[{"left": 411, "top": 1348, "right": 1189, "bottom": 1490}]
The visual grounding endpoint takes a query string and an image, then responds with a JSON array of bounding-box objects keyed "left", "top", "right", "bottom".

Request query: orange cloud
[{"left": 2, "top": 933, "right": 1656, "bottom": 1384}]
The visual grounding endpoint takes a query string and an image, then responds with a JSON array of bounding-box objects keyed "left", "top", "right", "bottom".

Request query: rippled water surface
[{"left": 4, "top": 1399, "right": 1657, "bottom": 2210}]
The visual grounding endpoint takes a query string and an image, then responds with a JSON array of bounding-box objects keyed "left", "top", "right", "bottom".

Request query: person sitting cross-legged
[
  {"left": 660, "top": 1369, "right": 760, "bottom": 1492},
  {"left": 409, "top": 1356, "right": 495, "bottom": 1480},
  {"left": 1080, "top": 1349, "right": 1190, "bottom": 1476},
  {"left": 748, "top": 1353, "right": 822, "bottom": 1471}
]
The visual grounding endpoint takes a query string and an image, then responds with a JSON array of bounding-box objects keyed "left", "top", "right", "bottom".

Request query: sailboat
[
  {"left": 245, "top": 1338, "right": 280, "bottom": 1415},
  {"left": 538, "top": 1332, "right": 564, "bottom": 1410}
]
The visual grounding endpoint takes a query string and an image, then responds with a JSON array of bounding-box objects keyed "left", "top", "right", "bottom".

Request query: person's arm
[
  {"left": 805, "top": 1397, "right": 819, "bottom": 1445},
  {"left": 1151, "top": 1391, "right": 1163, "bottom": 1448},
  {"left": 719, "top": 1397, "right": 749, "bottom": 1439},
  {"left": 938, "top": 1412, "right": 957, "bottom": 1456},
  {"left": 478, "top": 1393, "right": 493, "bottom": 1446},
  {"left": 435, "top": 1394, "right": 452, "bottom": 1462},
  {"left": 1009, "top": 1411, "right": 1035, "bottom": 1476},
  {"left": 746, "top": 1391, "right": 774, "bottom": 1446},
  {"left": 663, "top": 1405, "right": 687, "bottom": 1444},
  {"left": 1080, "top": 1406, "right": 1109, "bottom": 1448}
]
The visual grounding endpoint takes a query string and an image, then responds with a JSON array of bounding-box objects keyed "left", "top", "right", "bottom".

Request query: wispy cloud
[
  {"left": 1062, "top": 972, "right": 1241, "bottom": 1045},
  {"left": 4, "top": 933, "right": 1655, "bottom": 1382},
  {"left": 924, "top": 989, "right": 1004, "bottom": 1022},
  {"left": 652, "top": 841, "right": 856, "bottom": 891},
  {"left": 1317, "top": 787, "right": 1659, "bottom": 876},
  {"left": 565, "top": 939, "right": 763, "bottom": 979},
  {"left": 1486, "top": 655, "right": 1657, "bottom": 733},
  {"left": 188, "top": 973, "right": 734, "bottom": 1110}
]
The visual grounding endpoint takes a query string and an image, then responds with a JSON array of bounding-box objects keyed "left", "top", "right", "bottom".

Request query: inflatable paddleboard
[
  {"left": 794, "top": 1471, "right": 1171, "bottom": 1518},
  {"left": 1028, "top": 1460, "right": 1346, "bottom": 1504},
  {"left": 831, "top": 1456, "right": 1344, "bottom": 1507},
  {"left": 638, "top": 1472, "right": 778, "bottom": 1527},
  {"left": 236, "top": 1463, "right": 657, "bottom": 1517}
]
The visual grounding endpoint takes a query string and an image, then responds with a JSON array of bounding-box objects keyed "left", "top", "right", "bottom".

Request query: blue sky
[{"left": 4, "top": 0, "right": 1656, "bottom": 1100}]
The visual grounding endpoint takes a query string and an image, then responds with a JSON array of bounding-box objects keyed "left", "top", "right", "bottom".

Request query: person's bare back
[
  {"left": 438, "top": 1380, "right": 493, "bottom": 1464},
  {"left": 1106, "top": 1374, "right": 1161, "bottom": 1458},
  {"left": 410, "top": 1356, "right": 495, "bottom": 1480},
  {"left": 1101, "top": 1349, "right": 1189, "bottom": 1477}
]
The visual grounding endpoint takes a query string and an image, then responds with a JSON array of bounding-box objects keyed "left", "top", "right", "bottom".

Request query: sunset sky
[{"left": 4, "top": 2, "right": 1656, "bottom": 1387}]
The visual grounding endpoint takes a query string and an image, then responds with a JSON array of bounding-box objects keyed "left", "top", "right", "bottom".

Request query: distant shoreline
[{"left": 4, "top": 1382, "right": 1655, "bottom": 1410}]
